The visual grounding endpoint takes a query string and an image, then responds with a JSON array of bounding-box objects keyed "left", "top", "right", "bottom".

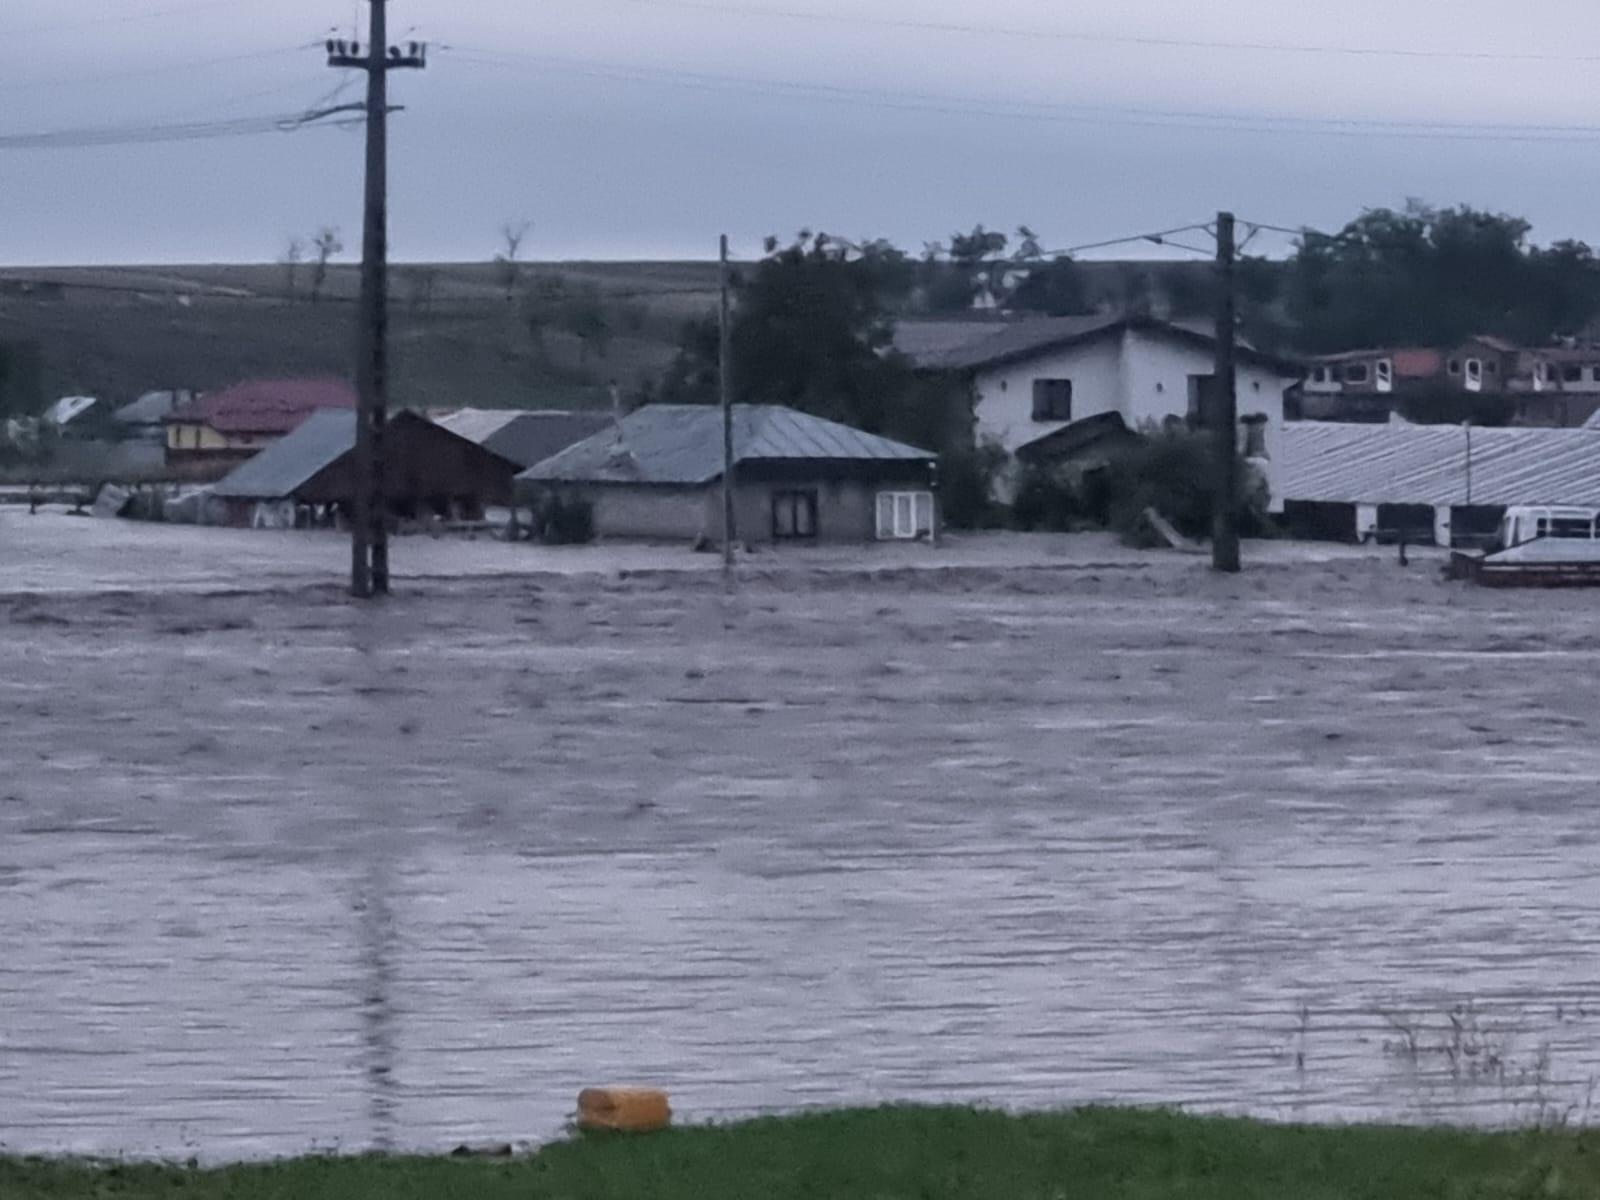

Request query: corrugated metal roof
[
  {"left": 521, "top": 404, "right": 935, "bottom": 485},
  {"left": 170, "top": 378, "right": 356, "bottom": 435},
  {"left": 1280, "top": 422, "right": 1600, "bottom": 507},
  {"left": 211, "top": 408, "right": 356, "bottom": 499},
  {"left": 435, "top": 409, "right": 614, "bottom": 467}
]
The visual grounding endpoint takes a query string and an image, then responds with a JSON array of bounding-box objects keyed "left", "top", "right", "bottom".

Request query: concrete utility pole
[
  {"left": 328, "top": 6, "right": 426, "bottom": 597},
  {"left": 1212, "top": 210, "right": 1241, "bottom": 574},
  {"left": 719, "top": 234, "right": 736, "bottom": 573}
]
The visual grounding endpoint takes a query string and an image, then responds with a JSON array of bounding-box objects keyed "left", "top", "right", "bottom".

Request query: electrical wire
[
  {"left": 0, "top": 102, "right": 365, "bottom": 151},
  {"left": 559, "top": 0, "right": 1600, "bottom": 66},
  {"left": 441, "top": 47, "right": 1600, "bottom": 143},
  {"left": 0, "top": 0, "right": 246, "bottom": 39},
  {"left": 0, "top": 42, "right": 318, "bottom": 93}
]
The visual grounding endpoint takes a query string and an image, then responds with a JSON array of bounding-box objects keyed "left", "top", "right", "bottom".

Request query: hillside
[{"left": 0, "top": 261, "right": 722, "bottom": 413}]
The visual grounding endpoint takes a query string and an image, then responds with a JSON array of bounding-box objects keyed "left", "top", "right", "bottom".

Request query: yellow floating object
[{"left": 577, "top": 1087, "right": 672, "bottom": 1133}]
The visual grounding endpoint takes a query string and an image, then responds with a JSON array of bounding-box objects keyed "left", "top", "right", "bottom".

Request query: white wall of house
[{"left": 971, "top": 327, "right": 1295, "bottom": 503}]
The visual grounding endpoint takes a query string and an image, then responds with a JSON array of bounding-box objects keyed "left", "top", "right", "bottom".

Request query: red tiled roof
[
  {"left": 1392, "top": 349, "right": 1443, "bottom": 377},
  {"left": 169, "top": 378, "right": 357, "bottom": 435}
]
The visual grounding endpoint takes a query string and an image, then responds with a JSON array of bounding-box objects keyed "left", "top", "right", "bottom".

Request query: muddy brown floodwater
[{"left": 3, "top": 527, "right": 1600, "bottom": 1159}]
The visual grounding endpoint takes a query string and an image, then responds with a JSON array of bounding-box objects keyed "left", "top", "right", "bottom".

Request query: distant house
[
  {"left": 433, "top": 408, "right": 612, "bottom": 469},
  {"left": 895, "top": 314, "right": 1300, "bottom": 498},
  {"left": 1302, "top": 337, "right": 1600, "bottom": 427},
  {"left": 164, "top": 378, "right": 357, "bottom": 466},
  {"left": 41, "top": 395, "right": 99, "bottom": 431},
  {"left": 519, "top": 404, "right": 938, "bottom": 544},
  {"left": 113, "top": 389, "right": 196, "bottom": 443},
  {"left": 210, "top": 408, "right": 520, "bottom": 528}
]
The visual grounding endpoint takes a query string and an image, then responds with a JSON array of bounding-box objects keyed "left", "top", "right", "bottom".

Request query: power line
[
  {"left": 443, "top": 47, "right": 1600, "bottom": 143},
  {"left": 0, "top": 0, "right": 247, "bottom": 39},
  {"left": 562, "top": 0, "right": 1600, "bottom": 65},
  {"left": 0, "top": 42, "right": 317, "bottom": 93},
  {"left": 0, "top": 102, "right": 365, "bottom": 151}
]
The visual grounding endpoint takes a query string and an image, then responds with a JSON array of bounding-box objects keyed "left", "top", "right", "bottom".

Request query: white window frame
[
  {"left": 876, "top": 490, "right": 934, "bottom": 541},
  {"left": 1465, "top": 358, "right": 1484, "bottom": 392},
  {"left": 1375, "top": 358, "right": 1394, "bottom": 393}
]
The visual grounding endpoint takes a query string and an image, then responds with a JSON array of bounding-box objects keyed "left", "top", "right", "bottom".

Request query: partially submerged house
[
  {"left": 113, "top": 389, "right": 196, "bottom": 443},
  {"left": 1279, "top": 421, "right": 1600, "bottom": 545},
  {"left": 433, "top": 407, "right": 612, "bottom": 469},
  {"left": 895, "top": 314, "right": 1300, "bottom": 498},
  {"left": 165, "top": 378, "right": 357, "bottom": 467},
  {"left": 519, "top": 404, "right": 939, "bottom": 543},
  {"left": 210, "top": 408, "right": 520, "bottom": 528}
]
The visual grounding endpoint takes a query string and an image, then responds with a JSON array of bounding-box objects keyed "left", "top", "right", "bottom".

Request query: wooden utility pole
[
  {"left": 719, "top": 234, "right": 736, "bottom": 572},
  {"left": 1212, "top": 210, "right": 1241, "bottom": 574},
  {"left": 328, "top": 8, "right": 426, "bottom": 597}
]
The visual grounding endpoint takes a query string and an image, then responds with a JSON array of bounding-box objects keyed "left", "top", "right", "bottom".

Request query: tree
[
  {"left": 1283, "top": 202, "right": 1600, "bottom": 352},
  {"left": 1010, "top": 256, "right": 1092, "bottom": 317},
  {"left": 279, "top": 237, "right": 306, "bottom": 301},
  {"left": 495, "top": 219, "right": 532, "bottom": 300},
  {"left": 655, "top": 232, "right": 981, "bottom": 509},
  {"left": 310, "top": 227, "right": 343, "bottom": 305}
]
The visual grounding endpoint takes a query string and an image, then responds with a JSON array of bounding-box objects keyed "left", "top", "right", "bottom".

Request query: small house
[
  {"left": 519, "top": 404, "right": 938, "bottom": 544},
  {"left": 895, "top": 314, "right": 1299, "bottom": 499},
  {"left": 211, "top": 408, "right": 520, "bottom": 528},
  {"left": 165, "top": 378, "right": 357, "bottom": 467}
]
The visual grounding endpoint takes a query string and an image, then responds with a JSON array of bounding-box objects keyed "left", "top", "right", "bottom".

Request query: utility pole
[
  {"left": 1212, "top": 210, "right": 1241, "bottom": 574},
  {"left": 719, "top": 234, "right": 736, "bottom": 573},
  {"left": 327, "top": 8, "right": 427, "bottom": 597}
]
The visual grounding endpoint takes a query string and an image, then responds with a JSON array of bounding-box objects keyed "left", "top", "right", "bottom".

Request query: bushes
[
  {"left": 1001, "top": 431, "right": 1273, "bottom": 546},
  {"left": 524, "top": 492, "right": 596, "bottom": 545}
]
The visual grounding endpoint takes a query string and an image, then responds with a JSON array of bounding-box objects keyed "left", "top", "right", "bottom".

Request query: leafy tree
[
  {"left": 1010, "top": 256, "right": 1092, "bottom": 317},
  {"left": 1283, "top": 202, "right": 1600, "bottom": 351}
]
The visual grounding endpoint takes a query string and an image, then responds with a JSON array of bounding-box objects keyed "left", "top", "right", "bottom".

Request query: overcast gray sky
[{"left": 2, "top": 0, "right": 1598, "bottom": 264}]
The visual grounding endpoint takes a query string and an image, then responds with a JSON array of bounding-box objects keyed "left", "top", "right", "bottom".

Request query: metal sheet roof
[
  {"left": 436, "top": 409, "right": 614, "bottom": 468},
  {"left": 1280, "top": 422, "right": 1600, "bottom": 507},
  {"left": 521, "top": 404, "right": 935, "bottom": 485},
  {"left": 211, "top": 408, "right": 356, "bottom": 499}
]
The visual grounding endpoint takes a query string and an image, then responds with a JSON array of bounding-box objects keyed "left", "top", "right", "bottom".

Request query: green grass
[{"left": 5, "top": 1106, "right": 1600, "bottom": 1199}]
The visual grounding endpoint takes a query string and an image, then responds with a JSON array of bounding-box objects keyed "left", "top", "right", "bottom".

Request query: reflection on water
[{"left": 3, "top": 572, "right": 1600, "bottom": 1160}]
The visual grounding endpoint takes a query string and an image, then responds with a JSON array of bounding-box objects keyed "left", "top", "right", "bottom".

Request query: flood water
[{"left": 4, "top": 550, "right": 1600, "bottom": 1160}]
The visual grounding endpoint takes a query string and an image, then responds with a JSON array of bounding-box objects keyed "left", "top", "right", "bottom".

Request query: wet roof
[
  {"left": 211, "top": 408, "right": 357, "bottom": 500},
  {"left": 436, "top": 408, "right": 614, "bottom": 469},
  {"left": 1280, "top": 422, "right": 1600, "bottom": 507},
  {"left": 521, "top": 404, "right": 935, "bottom": 485}
]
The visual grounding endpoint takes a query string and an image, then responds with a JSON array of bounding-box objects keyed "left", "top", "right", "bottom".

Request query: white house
[{"left": 896, "top": 314, "right": 1302, "bottom": 501}]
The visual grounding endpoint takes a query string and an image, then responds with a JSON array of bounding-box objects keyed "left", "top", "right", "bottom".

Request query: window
[
  {"left": 1312, "top": 366, "right": 1330, "bottom": 384},
  {"left": 1242, "top": 416, "right": 1268, "bottom": 458},
  {"left": 1485, "top": 360, "right": 1499, "bottom": 375},
  {"left": 1550, "top": 518, "right": 1594, "bottom": 539},
  {"left": 1187, "top": 374, "right": 1217, "bottom": 429},
  {"left": 1031, "top": 378, "right": 1073, "bottom": 421},
  {"left": 1590, "top": 367, "right": 1600, "bottom": 383},
  {"left": 876, "top": 491, "right": 935, "bottom": 540},
  {"left": 1343, "top": 363, "right": 1370, "bottom": 384},
  {"left": 1448, "top": 359, "right": 1462, "bottom": 375},
  {"left": 772, "top": 490, "right": 818, "bottom": 540},
  {"left": 1375, "top": 359, "right": 1394, "bottom": 392},
  {"left": 1465, "top": 359, "right": 1483, "bottom": 391}
]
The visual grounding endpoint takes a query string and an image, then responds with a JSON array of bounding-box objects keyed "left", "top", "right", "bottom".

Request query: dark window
[
  {"left": 1485, "top": 360, "right": 1499, "bottom": 375},
  {"left": 1187, "top": 374, "right": 1217, "bottom": 429},
  {"left": 1242, "top": 417, "right": 1268, "bottom": 458},
  {"left": 1564, "top": 365, "right": 1583, "bottom": 383},
  {"left": 1448, "top": 359, "right": 1462, "bottom": 375},
  {"left": 772, "top": 490, "right": 818, "bottom": 540},
  {"left": 1550, "top": 518, "right": 1594, "bottom": 539},
  {"left": 1343, "top": 363, "right": 1370, "bottom": 384},
  {"left": 1030, "top": 379, "right": 1073, "bottom": 421},
  {"left": 1312, "top": 366, "right": 1330, "bottom": 383}
]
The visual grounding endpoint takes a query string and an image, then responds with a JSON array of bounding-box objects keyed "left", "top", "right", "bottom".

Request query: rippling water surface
[{"left": 3, "top": 559, "right": 1600, "bottom": 1159}]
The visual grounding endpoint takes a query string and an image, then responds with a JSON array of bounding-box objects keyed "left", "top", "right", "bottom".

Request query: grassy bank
[{"left": 5, "top": 1106, "right": 1600, "bottom": 1199}]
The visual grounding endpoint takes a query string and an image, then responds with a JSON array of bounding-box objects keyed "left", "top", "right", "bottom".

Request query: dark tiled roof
[
  {"left": 521, "top": 404, "right": 934, "bottom": 486},
  {"left": 894, "top": 314, "right": 1298, "bottom": 373}
]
